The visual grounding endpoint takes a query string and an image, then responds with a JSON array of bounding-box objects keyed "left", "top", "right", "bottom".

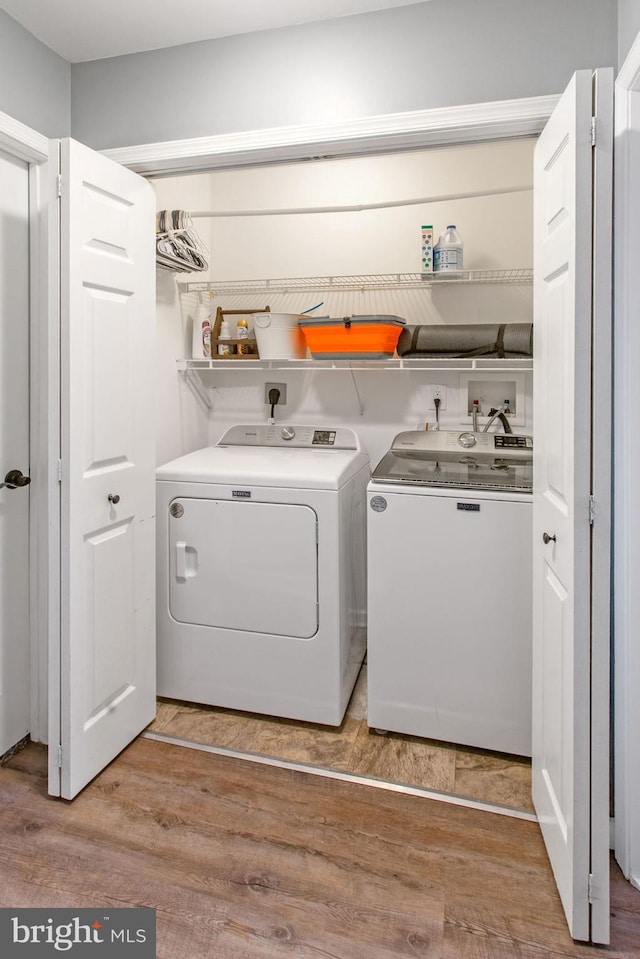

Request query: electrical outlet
[
  {"left": 428, "top": 385, "right": 447, "bottom": 410},
  {"left": 265, "top": 382, "right": 287, "bottom": 405}
]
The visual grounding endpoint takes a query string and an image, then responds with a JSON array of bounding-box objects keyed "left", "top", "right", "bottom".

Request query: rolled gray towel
[{"left": 396, "top": 323, "right": 533, "bottom": 358}]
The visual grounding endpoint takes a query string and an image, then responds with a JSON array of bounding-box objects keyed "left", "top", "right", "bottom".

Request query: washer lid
[
  {"left": 157, "top": 444, "right": 369, "bottom": 490},
  {"left": 370, "top": 449, "right": 532, "bottom": 492}
]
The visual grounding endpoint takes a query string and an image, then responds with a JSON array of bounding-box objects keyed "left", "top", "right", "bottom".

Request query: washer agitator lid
[{"left": 156, "top": 424, "right": 370, "bottom": 491}]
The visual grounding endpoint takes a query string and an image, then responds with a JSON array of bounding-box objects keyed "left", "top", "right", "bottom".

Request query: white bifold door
[
  {"left": 532, "top": 69, "right": 612, "bottom": 943},
  {"left": 48, "top": 139, "right": 156, "bottom": 800}
]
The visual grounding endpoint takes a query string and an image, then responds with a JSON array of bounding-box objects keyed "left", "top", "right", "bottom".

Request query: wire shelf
[
  {"left": 179, "top": 269, "right": 533, "bottom": 296},
  {"left": 177, "top": 357, "right": 533, "bottom": 373}
]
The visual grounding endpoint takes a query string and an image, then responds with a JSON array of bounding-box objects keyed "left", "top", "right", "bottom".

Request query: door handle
[
  {"left": 176, "top": 540, "right": 187, "bottom": 580},
  {"left": 1, "top": 469, "right": 31, "bottom": 490},
  {"left": 542, "top": 532, "right": 556, "bottom": 544},
  {"left": 175, "top": 541, "right": 198, "bottom": 581}
]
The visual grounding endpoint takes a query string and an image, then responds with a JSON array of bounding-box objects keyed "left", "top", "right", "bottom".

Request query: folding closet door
[
  {"left": 49, "top": 139, "right": 157, "bottom": 800},
  {"left": 532, "top": 68, "right": 612, "bottom": 944}
]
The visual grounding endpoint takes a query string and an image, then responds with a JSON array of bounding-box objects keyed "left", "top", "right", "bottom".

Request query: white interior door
[
  {"left": 49, "top": 139, "right": 156, "bottom": 800},
  {"left": 532, "top": 69, "right": 612, "bottom": 943},
  {"left": 0, "top": 149, "right": 31, "bottom": 756}
]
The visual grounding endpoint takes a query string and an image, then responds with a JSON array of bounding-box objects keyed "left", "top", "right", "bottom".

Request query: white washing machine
[
  {"left": 367, "top": 429, "right": 533, "bottom": 757},
  {"left": 156, "top": 424, "right": 369, "bottom": 726}
]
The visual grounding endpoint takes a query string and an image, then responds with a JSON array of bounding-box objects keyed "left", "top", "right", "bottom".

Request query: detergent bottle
[{"left": 433, "top": 225, "right": 463, "bottom": 272}]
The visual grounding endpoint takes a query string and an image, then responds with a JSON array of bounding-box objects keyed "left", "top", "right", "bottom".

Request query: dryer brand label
[
  {"left": 457, "top": 502, "right": 480, "bottom": 512},
  {"left": 170, "top": 502, "right": 184, "bottom": 518},
  {"left": 232, "top": 490, "right": 252, "bottom": 498},
  {"left": 370, "top": 495, "right": 388, "bottom": 512}
]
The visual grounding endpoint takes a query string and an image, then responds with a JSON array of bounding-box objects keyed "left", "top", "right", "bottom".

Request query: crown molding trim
[{"left": 103, "top": 94, "right": 559, "bottom": 176}]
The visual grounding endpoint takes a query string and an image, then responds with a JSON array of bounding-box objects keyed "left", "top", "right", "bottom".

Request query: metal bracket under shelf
[
  {"left": 180, "top": 364, "right": 365, "bottom": 415},
  {"left": 349, "top": 369, "right": 364, "bottom": 416},
  {"left": 177, "top": 355, "right": 533, "bottom": 420},
  {"left": 181, "top": 367, "right": 213, "bottom": 410}
]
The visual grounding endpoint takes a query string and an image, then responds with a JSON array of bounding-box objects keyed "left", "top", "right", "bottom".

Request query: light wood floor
[
  {"left": 149, "top": 665, "right": 534, "bottom": 813},
  {"left": 1, "top": 739, "right": 638, "bottom": 958}
]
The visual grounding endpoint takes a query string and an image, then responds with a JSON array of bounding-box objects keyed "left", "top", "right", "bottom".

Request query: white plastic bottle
[
  {"left": 191, "top": 294, "right": 212, "bottom": 358},
  {"left": 434, "top": 224, "right": 463, "bottom": 272},
  {"left": 217, "top": 318, "right": 233, "bottom": 356}
]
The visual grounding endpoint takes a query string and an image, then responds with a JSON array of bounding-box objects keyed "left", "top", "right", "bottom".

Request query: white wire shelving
[
  {"left": 177, "top": 356, "right": 532, "bottom": 373},
  {"left": 178, "top": 268, "right": 533, "bottom": 296},
  {"left": 177, "top": 269, "right": 533, "bottom": 403}
]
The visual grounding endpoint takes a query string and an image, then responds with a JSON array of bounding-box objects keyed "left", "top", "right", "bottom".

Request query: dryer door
[{"left": 169, "top": 498, "right": 318, "bottom": 638}]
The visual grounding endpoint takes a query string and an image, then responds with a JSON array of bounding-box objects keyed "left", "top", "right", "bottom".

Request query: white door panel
[
  {"left": 52, "top": 139, "right": 156, "bottom": 800},
  {"left": 0, "top": 149, "right": 30, "bottom": 755},
  {"left": 532, "top": 69, "right": 612, "bottom": 943},
  {"left": 78, "top": 285, "right": 144, "bottom": 523},
  {"left": 82, "top": 288, "right": 137, "bottom": 466}
]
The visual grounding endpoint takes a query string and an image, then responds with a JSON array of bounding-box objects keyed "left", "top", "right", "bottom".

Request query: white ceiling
[{"left": 0, "top": 0, "right": 425, "bottom": 63}]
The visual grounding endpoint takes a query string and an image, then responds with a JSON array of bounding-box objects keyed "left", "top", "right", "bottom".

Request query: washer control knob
[
  {"left": 281, "top": 426, "right": 296, "bottom": 441},
  {"left": 458, "top": 432, "right": 477, "bottom": 448}
]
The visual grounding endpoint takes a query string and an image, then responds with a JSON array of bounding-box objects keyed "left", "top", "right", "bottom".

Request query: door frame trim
[
  {"left": 103, "top": 94, "right": 559, "bottom": 176},
  {"left": 0, "top": 110, "right": 48, "bottom": 165},
  {"left": 0, "top": 110, "right": 51, "bottom": 747},
  {"left": 614, "top": 38, "right": 640, "bottom": 892}
]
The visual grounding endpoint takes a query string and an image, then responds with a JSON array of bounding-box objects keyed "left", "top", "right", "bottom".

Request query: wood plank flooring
[
  {"left": 149, "top": 666, "right": 534, "bottom": 813},
  {"left": 1, "top": 740, "right": 639, "bottom": 958}
]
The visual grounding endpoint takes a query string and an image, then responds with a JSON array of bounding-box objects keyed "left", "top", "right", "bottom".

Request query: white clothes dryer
[{"left": 156, "top": 424, "right": 369, "bottom": 726}]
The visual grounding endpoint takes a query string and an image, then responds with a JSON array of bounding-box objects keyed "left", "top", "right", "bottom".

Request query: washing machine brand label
[
  {"left": 169, "top": 502, "right": 184, "bottom": 518},
  {"left": 457, "top": 502, "right": 480, "bottom": 512},
  {"left": 232, "top": 490, "right": 252, "bottom": 498},
  {"left": 370, "top": 495, "right": 387, "bottom": 512}
]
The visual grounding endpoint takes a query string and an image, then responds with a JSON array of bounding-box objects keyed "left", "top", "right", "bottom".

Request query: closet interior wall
[{"left": 151, "top": 138, "right": 535, "bottom": 469}]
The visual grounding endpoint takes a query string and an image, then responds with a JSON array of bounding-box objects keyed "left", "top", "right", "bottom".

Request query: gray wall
[
  {"left": 619, "top": 0, "right": 640, "bottom": 64},
  {"left": 71, "top": 0, "right": 617, "bottom": 150},
  {"left": 0, "top": 9, "right": 70, "bottom": 137}
]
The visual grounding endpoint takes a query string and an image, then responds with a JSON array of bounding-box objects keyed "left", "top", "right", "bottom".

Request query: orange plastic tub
[{"left": 298, "top": 315, "right": 406, "bottom": 359}]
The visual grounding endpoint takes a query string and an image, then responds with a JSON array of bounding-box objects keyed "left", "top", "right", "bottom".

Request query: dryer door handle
[
  {"left": 176, "top": 541, "right": 187, "bottom": 579},
  {"left": 175, "top": 541, "right": 198, "bottom": 580}
]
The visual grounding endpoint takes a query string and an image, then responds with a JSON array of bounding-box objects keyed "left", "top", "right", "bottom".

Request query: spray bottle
[{"left": 191, "top": 293, "right": 212, "bottom": 358}]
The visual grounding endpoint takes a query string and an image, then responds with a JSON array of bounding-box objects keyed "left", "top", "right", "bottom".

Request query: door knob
[
  {"left": 542, "top": 532, "right": 556, "bottom": 544},
  {"left": 1, "top": 469, "right": 31, "bottom": 490},
  {"left": 108, "top": 493, "right": 120, "bottom": 504}
]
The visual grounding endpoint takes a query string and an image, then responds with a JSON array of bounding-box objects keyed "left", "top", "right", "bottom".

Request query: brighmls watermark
[{"left": 0, "top": 908, "right": 156, "bottom": 956}]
